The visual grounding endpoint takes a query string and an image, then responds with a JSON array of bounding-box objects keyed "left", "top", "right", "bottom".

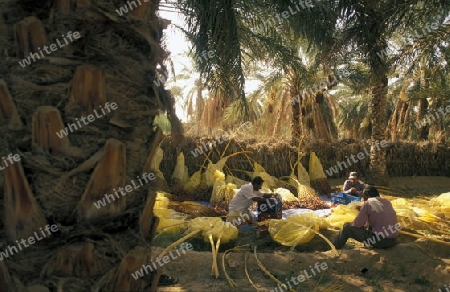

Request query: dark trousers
[{"left": 333, "top": 223, "right": 397, "bottom": 249}]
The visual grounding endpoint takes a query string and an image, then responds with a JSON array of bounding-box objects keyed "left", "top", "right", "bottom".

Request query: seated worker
[
  {"left": 227, "top": 176, "right": 272, "bottom": 224},
  {"left": 342, "top": 172, "right": 365, "bottom": 197},
  {"left": 333, "top": 186, "right": 398, "bottom": 249}
]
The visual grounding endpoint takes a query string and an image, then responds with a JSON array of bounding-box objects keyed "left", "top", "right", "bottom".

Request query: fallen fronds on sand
[
  {"left": 221, "top": 244, "right": 253, "bottom": 288},
  {"left": 244, "top": 251, "right": 259, "bottom": 291},
  {"left": 253, "top": 246, "right": 296, "bottom": 292},
  {"left": 157, "top": 229, "right": 202, "bottom": 259},
  {"left": 399, "top": 230, "right": 450, "bottom": 246}
]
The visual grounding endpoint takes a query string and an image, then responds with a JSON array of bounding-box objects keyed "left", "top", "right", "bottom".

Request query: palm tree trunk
[
  {"left": 397, "top": 101, "right": 409, "bottom": 139},
  {"left": 386, "top": 99, "right": 402, "bottom": 141},
  {"left": 272, "top": 90, "right": 288, "bottom": 137},
  {"left": 417, "top": 97, "right": 429, "bottom": 140},
  {"left": 290, "top": 86, "right": 302, "bottom": 142},
  {"left": 365, "top": 0, "right": 390, "bottom": 185},
  {"left": 195, "top": 79, "right": 204, "bottom": 122},
  {"left": 0, "top": 0, "right": 170, "bottom": 290},
  {"left": 368, "top": 73, "right": 389, "bottom": 185}
]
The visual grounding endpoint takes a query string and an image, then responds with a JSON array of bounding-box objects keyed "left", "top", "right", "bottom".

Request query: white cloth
[
  {"left": 367, "top": 197, "right": 384, "bottom": 213},
  {"left": 228, "top": 183, "right": 263, "bottom": 213}
]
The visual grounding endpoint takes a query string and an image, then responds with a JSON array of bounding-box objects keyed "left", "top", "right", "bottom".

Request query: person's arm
[
  {"left": 355, "top": 182, "right": 365, "bottom": 196},
  {"left": 342, "top": 180, "right": 352, "bottom": 194},
  {"left": 352, "top": 202, "right": 369, "bottom": 228},
  {"left": 251, "top": 193, "right": 272, "bottom": 202},
  {"left": 241, "top": 185, "right": 269, "bottom": 202}
]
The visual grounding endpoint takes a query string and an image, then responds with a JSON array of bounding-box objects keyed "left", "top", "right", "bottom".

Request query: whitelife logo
[
  {"left": 363, "top": 213, "right": 413, "bottom": 247},
  {"left": 56, "top": 102, "right": 118, "bottom": 139},
  {"left": 228, "top": 194, "right": 281, "bottom": 224},
  {"left": 376, "top": 14, "right": 447, "bottom": 59},
  {"left": 258, "top": 0, "right": 314, "bottom": 31},
  {"left": 0, "top": 224, "right": 59, "bottom": 261},
  {"left": 93, "top": 172, "right": 155, "bottom": 209},
  {"left": 228, "top": 212, "right": 252, "bottom": 226},
  {"left": 116, "top": 0, "right": 149, "bottom": 16},
  {"left": 414, "top": 105, "right": 450, "bottom": 129},
  {"left": 131, "top": 243, "right": 193, "bottom": 280},
  {"left": 270, "top": 261, "right": 328, "bottom": 292},
  {"left": 18, "top": 31, "right": 81, "bottom": 68},
  {"left": 0, "top": 153, "right": 21, "bottom": 171},
  {"left": 325, "top": 140, "right": 388, "bottom": 177},
  {"left": 190, "top": 122, "right": 252, "bottom": 157}
]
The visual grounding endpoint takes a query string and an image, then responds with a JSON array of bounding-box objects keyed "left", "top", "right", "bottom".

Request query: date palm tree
[
  {"left": 175, "top": 0, "right": 449, "bottom": 184},
  {"left": 0, "top": 0, "right": 179, "bottom": 290}
]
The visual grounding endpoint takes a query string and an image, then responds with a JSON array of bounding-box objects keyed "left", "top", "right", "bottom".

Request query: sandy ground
[{"left": 156, "top": 176, "right": 450, "bottom": 292}]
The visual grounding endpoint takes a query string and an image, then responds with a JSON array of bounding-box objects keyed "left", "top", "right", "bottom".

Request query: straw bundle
[{"left": 309, "top": 152, "right": 331, "bottom": 195}]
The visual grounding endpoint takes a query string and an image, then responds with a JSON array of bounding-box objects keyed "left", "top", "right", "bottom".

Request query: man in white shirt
[{"left": 227, "top": 176, "right": 272, "bottom": 224}]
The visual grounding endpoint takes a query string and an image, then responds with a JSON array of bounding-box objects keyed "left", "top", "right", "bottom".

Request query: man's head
[
  {"left": 363, "top": 186, "right": 379, "bottom": 198},
  {"left": 348, "top": 171, "right": 360, "bottom": 182},
  {"left": 251, "top": 176, "right": 264, "bottom": 191}
]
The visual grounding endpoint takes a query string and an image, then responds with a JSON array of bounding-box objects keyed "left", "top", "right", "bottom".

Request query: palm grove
[
  {"left": 175, "top": 0, "right": 450, "bottom": 186},
  {"left": 0, "top": 0, "right": 448, "bottom": 291}
]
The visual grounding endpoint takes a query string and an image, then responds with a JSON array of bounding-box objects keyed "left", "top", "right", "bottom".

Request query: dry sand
[{"left": 156, "top": 176, "right": 450, "bottom": 292}]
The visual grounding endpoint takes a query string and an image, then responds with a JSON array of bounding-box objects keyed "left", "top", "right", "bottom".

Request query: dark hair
[
  {"left": 364, "top": 186, "right": 379, "bottom": 197},
  {"left": 252, "top": 176, "right": 264, "bottom": 185}
]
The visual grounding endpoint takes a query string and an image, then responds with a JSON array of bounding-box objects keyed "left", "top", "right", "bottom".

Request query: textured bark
[
  {"left": 313, "top": 100, "right": 331, "bottom": 142},
  {"left": 290, "top": 86, "right": 302, "bottom": 143},
  {"left": 54, "top": 0, "right": 91, "bottom": 12},
  {"left": 71, "top": 65, "right": 107, "bottom": 114},
  {"left": 0, "top": 261, "right": 15, "bottom": 292},
  {"left": 32, "top": 106, "right": 70, "bottom": 154},
  {"left": 195, "top": 80, "right": 204, "bottom": 122},
  {"left": 52, "top": 243, "right": 99, "bottom": 277},
  {"left": 417, "top": 98, "right": 429, "bottom": 140},
  {"left": 130, "top": 1, "right": 152, "bottom": 19},
  {"left": 397, "top": 102, "right": 409, "bottom": 139},
  {"left": 109, "top": 226, "right": 160, "bottom": 292},
  {"left": 0, "top": 79, "right": 22, "bottom": 129},
  {"left": 1, "top": 0, "right": 167, "bottom": 290},
  {"left": 3, "top": 160, "right": 47, "bottom": 242},
  {"left": 140, "top": 191, "right": 158, "bottom": 238},
  {"left": 76, "top": 139, "right": 127, "bottom": 220},
  {"left": 365, "top": 1, "right": 389, "bottom": 186},
  {"left": 386, "top": 99, "right": 401, "bottom": 141},
  {"left": 272, "top": 90, "right": 288, "bottom": 137},
  {"left": 368, "top": 75, "right": 389, "bottom": 185},
  {"left": 143, "top": 126, "right": 164, "bottom": 174},
  {"left": 15, "top": 16, "right": 49, "bottom": 57},
  {"left": 54, "top": 0, "right": 71, "bottom": 12}
]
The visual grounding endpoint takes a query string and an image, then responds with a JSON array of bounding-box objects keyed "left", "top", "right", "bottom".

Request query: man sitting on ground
[
  {"left": 333, "top": 186, "right": 398, "bottom": 249},
  {"left": 342, "top": 172, "right": 365, "bottom": 197},
  {"left": 227, "top": 176, "right": 272, "bottom": 224}
]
